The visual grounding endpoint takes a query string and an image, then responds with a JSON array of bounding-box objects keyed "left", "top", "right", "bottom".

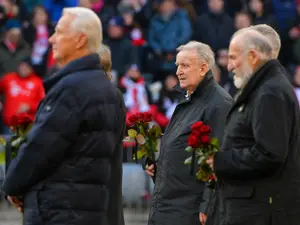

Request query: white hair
[
  {"left": 231, "top": 28, "right": 273, "bottom": 60},
  {"left": 177, "top": 41, "right": 215, "bottom": 69},
  {"left": 63, "top": 7, "right": 102, "bottom": 53},
  {"left": 249, "top": 24, "right": 281, "bottom": 59}
]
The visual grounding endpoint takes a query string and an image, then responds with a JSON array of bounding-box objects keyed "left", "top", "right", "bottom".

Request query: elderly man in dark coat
[
  {"left": 145, "top": 41, "right": 233, "bottom": 225},
  {"left": 2, "top": 7, "right": 126, "bottom": 225},
  {"left": 206, "top": 29, "right": 300, "bottom": 225}
]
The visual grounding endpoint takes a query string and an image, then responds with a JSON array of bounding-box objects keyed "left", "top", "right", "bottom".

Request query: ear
[
  {"left": 248, "top": 49, "right": 259, "bottom": 66},
  {"left": 199, "top": 63, "right": 209, "bottom": 77},
  {"left": 75, "top": 33, "right": 88, "bottom": 49}
]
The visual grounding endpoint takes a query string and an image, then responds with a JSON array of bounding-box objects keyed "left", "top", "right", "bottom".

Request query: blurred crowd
[{"left": 0, "top": 0, "right": 299, "bottom": 134}]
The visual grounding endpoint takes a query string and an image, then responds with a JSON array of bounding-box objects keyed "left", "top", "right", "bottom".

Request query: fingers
[
  {"left": 7, "top": 196, "right": 23, "bottom": 210},
  {"left": 199, "top": 213, "right": 207, "bottom": 225},
  {"left": 145, "top": 164, "right": 155, "bottom": 177}
]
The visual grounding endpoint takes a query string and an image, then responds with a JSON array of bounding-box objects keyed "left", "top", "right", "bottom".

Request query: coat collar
[
  {"left": 173, "top": 70, "right": 215, "bottom": 103},
  {"left": 44, "top": 53, "right": 101, "bottom": 92}
]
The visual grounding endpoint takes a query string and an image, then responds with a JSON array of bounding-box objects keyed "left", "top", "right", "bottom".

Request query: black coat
[
  {"left": 207, "top": 60, "right": 300, "bottom": 225},
  {"left": 148, "top": 72, "right": 233, "bottom": 225},
  {"left": 2, "top": 54, "right": 126, "bottom": 225}
]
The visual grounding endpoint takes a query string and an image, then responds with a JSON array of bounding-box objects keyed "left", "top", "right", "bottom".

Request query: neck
[
  {"left": 60, "top": 49, "right": 92, "bottom": 67},
  {"left": 255, "top": 10, "right": 263, "bottom": 17}
]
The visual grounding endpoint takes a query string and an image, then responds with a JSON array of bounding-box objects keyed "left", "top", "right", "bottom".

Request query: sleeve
[
  {"left": 214, "top": 93, "right": 291, "bottom": 180},
  {"left": 2, "top": 88, "right": 80, "bottom": 196},
  {"left": 199, "top": 100, "right": 232, "bottom": 213}
]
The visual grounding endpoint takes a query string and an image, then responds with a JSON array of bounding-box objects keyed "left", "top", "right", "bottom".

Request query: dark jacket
[
  {"left": 2, "top": 54, "right": 126, "bottom": 225},
  {"left": 148, "top": 72, "right": 233, "bottom": 225},
  {"left": 207, "top": 60, "right": 300, "bottom": 225}
]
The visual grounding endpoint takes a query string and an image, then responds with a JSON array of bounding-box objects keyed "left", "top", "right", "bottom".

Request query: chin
[{"left": 179, "top": 81, "right": 187, "bottom": 89}]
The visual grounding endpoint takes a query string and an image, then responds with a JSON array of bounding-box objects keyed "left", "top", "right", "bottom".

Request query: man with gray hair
[
  {"left": 144, "top": 41, "right": 232, "bottom": 225},
  {"left": 206, "top": 28, "right": 300, "bottom": 225},
  {"left": 2, "top": 7, "right": 126, "bottom": 225},
  {"left": 249, "top": 24, "right": 281, "bottom": 59}
]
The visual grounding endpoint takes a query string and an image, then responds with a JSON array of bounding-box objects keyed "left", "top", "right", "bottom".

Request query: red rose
[
  {"left": 188, "top": 135, "right": 200, "bottom": 148},
  {"left": 209, "top": 174, "right": 215, "bottom": 181},
  {"left": 136, "top": 112, "right": 144, "bottom": 122},
  {"left": 200, "top": 125, "right": 212, "bottom": 134},
  {"left": 8, "top": 115, "right": 19, "bottom": 127},
  {"left": 143, "top": 112, "right": 152, "bottom": 122},
  {"left": 191, "top": 130, "right": 201, "bottom": 138},
  {"left": 191, "top": 121, "right": 204, "bottom": 130},
  {"left": 8, "top": 113, "right": 34, "bottom": 129},
  {"left": 128, "top": 114, "right": 138, "bottom": 125},
  {"left": 17, "top": 113, "right": 34, "bottom": 126},
  {"left": 200, "top": 135, "right": 211, "bottom": 145}
]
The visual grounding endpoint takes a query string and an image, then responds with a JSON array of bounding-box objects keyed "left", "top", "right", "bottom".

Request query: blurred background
[{"left": 0, "top": 0, "right": 299, "bottom": 224}]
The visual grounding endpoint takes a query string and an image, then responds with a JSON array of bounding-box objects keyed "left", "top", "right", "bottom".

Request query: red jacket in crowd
[{"left": 0, "top": 72, "right": 45, "bottom": 125}]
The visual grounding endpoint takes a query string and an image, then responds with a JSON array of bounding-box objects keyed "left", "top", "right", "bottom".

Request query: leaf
[
  {"left": 11, "top": 136, "right": 26, "bottom": 148},
  {"left": 0, "top": 136, "right": 6, "bottom": 146},
  {"left": 184, "top": 156, "right": 192, "bottom": 165},
  {"left": 210, "top": 137, "right": 220, "bottom": 149},
  {"left": 197, "top": 156, "right": 206, "bottom": 165},
  {"left": 185, "top": 146, "right": 193, "bottom": 153},
  {"left": 128, "top": 129, "right": 137, "bottom": 139},
  {"left": 137, "top": 149, "right": 146, "bottom": 159},
  {"left": 136, "top": 134, "right": 146, "bottom": 145}
]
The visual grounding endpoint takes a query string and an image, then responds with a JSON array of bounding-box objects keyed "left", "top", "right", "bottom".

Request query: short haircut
[
  {"left": 231, "top": 28, "right": 273, "bottom": 60},
  {"left": 177, "top": 41, "right": 215, "bottom": 69},
  {"left": 249, "top": 24, "right": 281, "bottom": 58},
  {"left": 63, "top": 7, "right": 102, "bottom": 53}
]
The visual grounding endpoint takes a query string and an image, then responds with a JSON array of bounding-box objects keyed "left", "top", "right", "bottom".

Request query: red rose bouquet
[
  {"left": 184, "top": 121, "right": 220, "bottom": 187},
  {"left": 126, "top": 112, "right": 162, "bottom": 161},
  {"left": 1, "top": 113, "right": 34, "bottom": 159}
]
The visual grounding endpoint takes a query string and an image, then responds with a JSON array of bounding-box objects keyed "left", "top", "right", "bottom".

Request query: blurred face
[
  {"left": 33, "top": 7, "right": 48, "bottom": 25},
  {"left": 176, "top": 50, "right": 208, "bottom": 91},
  {"left": 128, "top": 67, "right": 140, "bottom": 79},
  {"left": 6, "top": 28, "right": 21, "bottom": 43},
  {"left": 108, "top": 25, "right": 123, "bottom": 39},
  {"left": 165, "top": 75, "right": 178, "bottom": 90},
  {"left": 235, "top": 13, "right": 251, "bottom": 30},
  {"left": 49, "top": 14, "right": 84, "bottom": 65},
  {"left": 249, "top": 0, "right": 263, "bottom": 13},
  {"left": 228, "top": 39, "right": 254, "bottom": 89},
  {"left": 18, "top": 62, "right": 33, "bottom": 77},
  {"left": 217, "top": 49, "right": 228, "bottom": 67},
  {"left": 208, "top": 0, "right": 224, "bottom": 14},
  {"left": 159, "top": 0, "right": 175, "bottom": 16}
]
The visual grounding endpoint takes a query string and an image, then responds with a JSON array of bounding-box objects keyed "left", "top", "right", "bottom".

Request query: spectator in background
[
  {"left": 234, "top": 11, "right": 252, "bottom": 30},
  {"left": 193, "top": 0, "right": 234, "bottom": 53},
  {"left": 104, "top": 16, "right": 138, "bottom": 80},
  {"left": 155, "top": 74, "right": 179, "bottom": 128},
  {"left": 43, "top": 0, "right": 78, "bottom": 24},
  {"left": 249, "top": 0, "right": 277, "bottom": 28},
  {"left": 294, "top": 66, "right": 300, "bottom": 105},
  {"left": 119, "top": 64, "right": 152, "bottom": 123},
  {"left": 0, "top": 19, "right": 30, "bottom": 77},
  {"left": 147, "top": 0, "right": 192, "bottom": 81},
  {"left": 23, "top": 5, "right": 54, "bottom": 77},
  {"left": 288, "top": 0, "right": 300, "bottom": 64},
  {"left": 0, "top": 58, "right": 44, "bottom": 133}
]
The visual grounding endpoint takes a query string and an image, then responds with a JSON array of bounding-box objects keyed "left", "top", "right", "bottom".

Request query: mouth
[{"left": 179, "top": 77, "right": 186, "bottom": 82}]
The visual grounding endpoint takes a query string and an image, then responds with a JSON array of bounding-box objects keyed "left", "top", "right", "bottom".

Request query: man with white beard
[{"left": 205, "top": 29, "right": 300, "bottom": 225}]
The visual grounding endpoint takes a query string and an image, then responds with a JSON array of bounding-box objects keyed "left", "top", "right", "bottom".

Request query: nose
[
  {"left": 48, "top": 34, "right": 54, "bottom": 44},
  {"left": 176, "top": 66, "right": 182, "bottom": 77}
]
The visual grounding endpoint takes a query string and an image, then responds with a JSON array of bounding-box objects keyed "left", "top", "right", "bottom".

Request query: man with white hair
[
  {"left": 145, "top": 41, "right": 232, "bottom": 225},
  {"left": 206, "top": 28, "right": 300, "bottom": 225},
  {"left": 2, "top": 7, "right": 126, "bottom": 225}
]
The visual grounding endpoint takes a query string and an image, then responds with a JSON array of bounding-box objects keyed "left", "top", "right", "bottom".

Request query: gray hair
[
  {"left": 249, "top": 24, "right": 281, "bottom": 58},
  {"left": 63, "top": 7, "right": 102, "bottom": 53},
  {"left": 177, "top": 41, "right": 215, "bottom": 69},
  {"left": 231, "top": 28, "right": 273, "bottom": 60}
]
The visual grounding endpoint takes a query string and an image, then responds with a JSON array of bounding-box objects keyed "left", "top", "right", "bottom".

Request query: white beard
[
  {"left": 233, "top": 64, "right": 253, "bottom": 89},
  {"left": 234, "top": 76, "right": 248, "bottom": 89}
]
